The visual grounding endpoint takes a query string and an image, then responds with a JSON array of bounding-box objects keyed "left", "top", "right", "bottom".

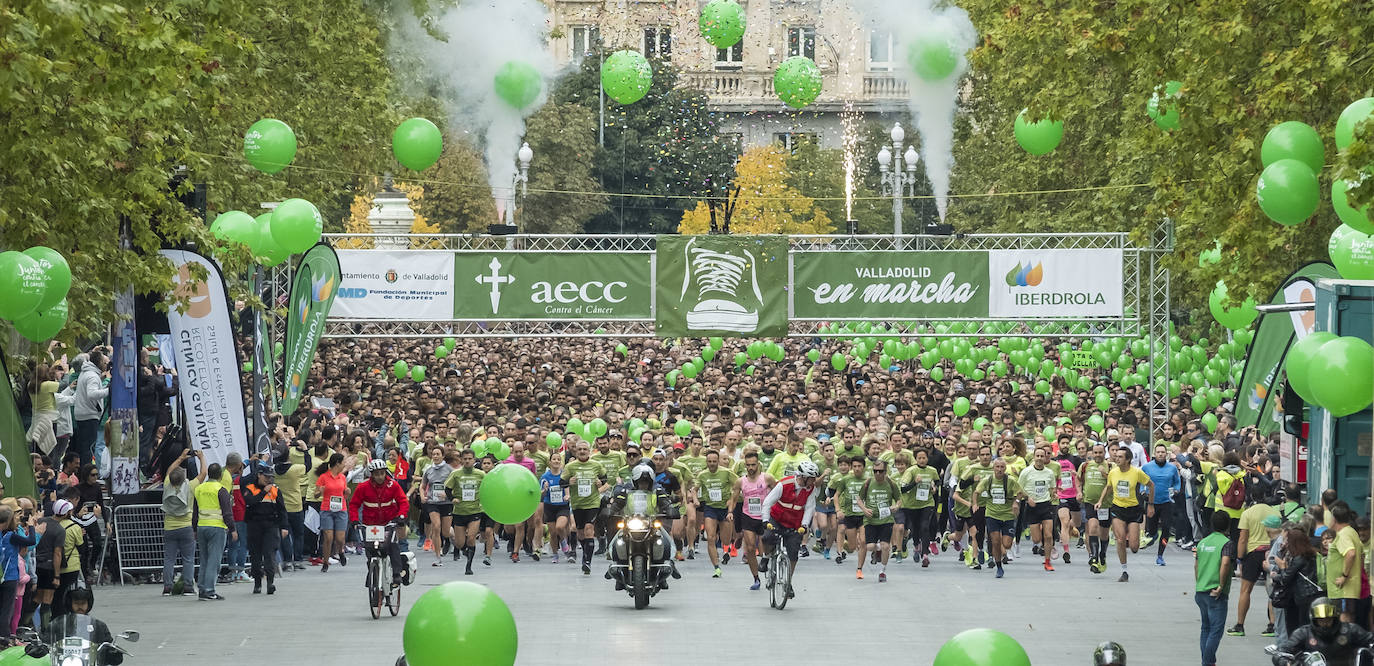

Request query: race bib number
[
  {"left": 878, "top": 506, "right": 891, "bottom": 519},
  {"left": 708, "top": 487, "right": 722, "bottom": 503},
  {"left": 578, "top": 478, "right": 594, "bottom": 497},
  {"left": 1115, "top": 480, "right": 1130, "bottom": 499},
  {"left": 746, "top": 497, "right": 762, "bottom": 514},
  {"left": 1059, "top": 471, "right": 1074, "bottom": 489},
  {"left": 461, "top": 482, "right": 477, "bottom": 503},
  {"left": 990, "top": 487, "right": 1006, "bottom": 505},
  {"left": 549, "top": 486, "right": 564, "bottom": 504},
  {"left": 329, "top": 496, "right": 343, "bottom": 512},
  {"left": 428, "top": 487, "right": 446, "bottom": 503},
  {"left": 915, "top": 484, "right": 930, "bottom": 502},
  {"left": 852, "top": 499, "right": 862, "bottom": 513},
  {"left": 1097, "top": 507, "right": 1110, "bottom": 521}
]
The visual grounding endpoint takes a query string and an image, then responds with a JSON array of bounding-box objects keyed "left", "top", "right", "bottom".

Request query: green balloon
[
  {"left": 22, "top": 246, "right": 70, "bottom": 310},
  {"left": 616, "top": 343, "right": 629, "bottom": 356},
  {"left": 444, "top": 336, "right": 457, "bottom": 350},
  {"left": 270, "top": 198, "right": 323, "bottom": 254},
  {"left": 1191, "top": 393, "right": 1208, "bottom": 413},
  {"left": 1329, "top": 224, "right": 1374, "bottom": 280},
  {"left": 13, "top": 298, "right": 67, "bottom": 342},
  {"left": 472, "top": 440, "right": 489, "bottom": 459},
  {"left": 745, "top": 365, "right": 755, "bottom": 375},
  {"left": 972, "top": 417, "right": 988, "bottom": 431},
  {"left": 665, "top": 370, "right": 678, "bottom": 388},
  {"left": 253, "top": 213, "right": 291, "bottom": 267},
  {"left": 566, "top": 418, "right": 584, "bottom": 435},
  {"left": 906, "top": 32, "right": 959, "bottom": 82},
  {"left": 674, "top": 420, "right": 692, "bottom": 438},
  {"left": 1261, "top": 121, "right": 1324, "bottom": 173},
  {"left": 934, "top": 628, "right": 1031, "bottom": 666},
  {"left": 392, "top": 117, "right": 443, "bottom": 171},
  {"left": 701, "top": 347, "right": 716, "bottom": 362},
  {"left": 1333, "top": 180, "right": 1374, "bottom": 235},
  {"left": 709, "top": 337, "right": 724, "bottom": 350},
  {"left": 953, "top": 397, "right": 970, "bottom": 416},
  {"left": 274, "top": 341, "right": 284, "bottom": 356},
  {"left": 1035, "top": 379, "right": 1050, "bottom": 395},
  {"left": 0, "top": 251, "right": 44, "bottom": 321},
  {"left": 1095, "top": 392, "right": 1110, "bottom": 411},
  {"left": 831, "top": 352, "right": 846, "bottom": 371},
  {"left": 243, "top": 118, "right": 296, "bottom": 174},
  {"left": 765, "top": 344, "right": 785, "bottom": 362},
  {"left": 1209, "top": 280, "right": 1258, "bottom": 330},
  {"left": 1146, "top": 80, "right": 1183, "bottom": 130},
  {"left": 1286, "top": 331, "right": 1338, "bottom": 404},
  {"left": 699, "top": 0, "right": 746, "bottom": 49},
  {"left": 242, "top": 361, "right": 253, "bottom": 373},
  {"left": 589, "top": 418, "right": 608, "bottom": 438},
  {"left": 1335, "top": 98, "right": 1374, "bottom": 151},
  {"left": 931, "top": 367, "right": 944, "bottom": 382},
  {"left": 478, "top": 464, "right": 538, "bottom": 524},
  {"left": 1256, "top": 158, "right": 1319, "bottom": 226},
  {"left": 410, "top": 365, "right": 426, "bottom": 382},
  {"left": 1201, "top": 412, "right": 1218, "bottom": 433},
  {"left": 682, "top": 363, "right": 698, "bottom": 379},
  {"left": 1062, "top": 393, "right": 1078, "bottom": 411},
  {"left": 493, "top": 61, "right": 542, "bottom": 110},
  {"left": 210, "top": 210, "right": 256, "bottom": 246},
  {"left": 601, "top": 50, "right": 653, "bottom": 105},
  {"left": 734, "top": 352, "right": 747, "bottom": 368},
  {"left": 1309, "top": 336, "right": 1374, "bottom": 417},
  {"left": 545, "top": 432, "right": 562, "bottom": 450},
  {"left": 436, "top": 346, "right": 449, "bottom": 359},
  {"left": 1014, "top": 109, "right": 1064, "bottom": 156},
  {"left": 774, "top": 56, "right": 822, "bottom": 109},
  {"left": 807, "top": 349, "right": 820, "bottom": 363},
  {"left": 392, "top": 360, "right": 408, "bottom": 379},
  {"left": 404, "top": 582, "right": 517, "bottom": 666},
  {"left": 1198, "top": 240, "right": 1222, "bottom": 267},
  {"left": 1087, "top": 414, "right": 1105, "bottom": 433}
]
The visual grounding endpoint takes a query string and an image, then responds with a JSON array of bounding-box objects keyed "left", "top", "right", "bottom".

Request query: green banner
[
  {"left": 792, "top": 251, "right": 989, "bottom": 319},
  {"left": 1236, "top": 262, "right": 1340, "bottom": 434},
  {"left": 655, "top": 235, "right": 788, "bottom": 337},
  {"left": 282, "top": 243, "right": 341, "bottom": 415},
  {"left": 453, "top": 252, "right": 652, "bottom": 319},
  {"left": 0, "top": 353, "right": 36, "bottom": 501}
]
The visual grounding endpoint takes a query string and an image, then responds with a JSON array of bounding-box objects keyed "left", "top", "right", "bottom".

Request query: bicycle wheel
[
  {"left": 774, "top": 552, "right": 790, "bottom": 611},
  {"left": 766, "top": 550, "right": 779, "bottom": 608},
  {"left": 388, "top": 575, "right": 401, "bottom": 617},
  {"left": 368, "top": 560, "right": 383, "bottom": 619}
]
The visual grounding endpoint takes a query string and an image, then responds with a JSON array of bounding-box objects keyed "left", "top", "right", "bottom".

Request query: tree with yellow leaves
[
  {"left": 339, "top": 180, "right": 440, "bottom": 249},
  {"left": 679, "top": 145, "right": 834, "bottom": 235}
]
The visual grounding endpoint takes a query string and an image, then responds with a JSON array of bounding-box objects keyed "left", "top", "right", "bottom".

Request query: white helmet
[
  {"left": 796, "top": 461, "right": 820, "bottom": 478},
  {"left": 366, "top": 459, "right": 388, "bottom": 473},
  {"left": 631, "top": 464, "right": 655, "bottom": 483}
]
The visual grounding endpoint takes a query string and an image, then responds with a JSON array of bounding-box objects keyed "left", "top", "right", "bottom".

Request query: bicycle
[
  {"left": 364, "top": 523, "right": 402, "bottom": 619},
  {"left": 762, "top": 524, "right": 799, "bottom": 610}
]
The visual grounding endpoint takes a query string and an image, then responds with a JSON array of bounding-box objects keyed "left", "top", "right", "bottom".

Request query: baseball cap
[
  {"left": 52, "top": 500, "right": 74, "bottom": 516},
  {"left": 673, "top": 442, "right": 686, "bottom": 451},
  {"left": 609, "top": 430, "right": 623, "bottom": 438},
  {"left": 885, "top": 404, "right": 897, "bottom": 413},
  {"left": 817, "top": 433, "right": 831, "bottom": 442}
]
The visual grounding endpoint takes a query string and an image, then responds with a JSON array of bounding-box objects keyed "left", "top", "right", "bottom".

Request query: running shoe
[
  {"left": 675, "top": 551, "right": 685, "bottom": 562},
  {"left": 749, "top": 579, "right": 760, "bottom": 591},
  {"left": 582, "top": 564, "right": 591, "bottom": 575},
  {"left": 1117, "top": 571, "right": 1130, "bottom": 583},
  {"left": 870, "top": 551, "right": 880, "bottom": 565},
  {"left": 337, "top": 552, "right": 347, "bottom": 566},
  {"left": 422, "top": 539, "right": 432, "bottom": 552},
  {"left": 531, "top": 551, "right": 541, "bottom": 562},
  {"left": 940, "top": 533, "right": 950, "bottom": 552},
  {"left": 799, "top": 548, "right": 809, "bottom": 558},
  {"left": 686, "top": 549, "right": 695, "bottom": 560},
  {"left": 551, "top": 553, "right": 559, "bottom": 564},
  {"left": 878, "top": 573, "right": 887, "bottom": 583},
  {"left": 823, "top": 547, "right": 831, "bottom": 560},
  {"left": 995, "top": 566, "right": 1004, "bottom": 579},
  {"left": 1262, "top": 624, "right": 1276, "bottom": 637},
  {"left": 856, "top": 569, "right": 864, "bottom": 580},
  {"left": 722, "top": 550, "right": 732, "bottom": 565},
  {"left": 785, "top": 583, "right": 795, "bottom": 599},
  {"left": 1043, "top": 560, "right": 1055, "bottom": 572},
  {"left": 483, "top": 556, "right": 492, "bottom": 567},
  {"left": 1141, "top": 535, "right": 1156, "bottom": 549},
  {"left": 1225, "top": 625, "right": 1244, "bottom": 637},
  {"left": 811, "top": 543, "right": 823, "bottom": 553},
  {"left": 929, "top": 542, "right": 939, "bottom": 556},
  {"left": 510, "top": 553, "right": 519, "bottom": 563},
  {"left": 1156, "top": 555, "right": 1166, "bottom": 567},
  {"left": 712, "top": 567, "right": 722, "bottom": 578},
  {"left": 921, "top": 555, "right": 930, "bottom": 568},
  {"left": 1062, "top": 550, "right": 1071, "bottom": 564},
  {"left": 835, "top": 551, "right": 846, "bottom": 565}
]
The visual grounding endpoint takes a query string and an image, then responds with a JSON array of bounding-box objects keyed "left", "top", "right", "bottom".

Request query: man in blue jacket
[{"left": 1142, "top": 443, "right": 1181, "bottom": 566}]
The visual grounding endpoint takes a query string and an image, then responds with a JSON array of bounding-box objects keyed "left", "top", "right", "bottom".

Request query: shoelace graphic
[{"left": 689, "top": 249, "right": 746, "bottom": 297}]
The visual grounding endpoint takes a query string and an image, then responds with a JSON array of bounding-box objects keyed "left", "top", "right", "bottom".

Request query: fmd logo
[
  {"left": 1005, "top": 261, "right": 1044, "bottom": 287},
  {"left": 338, "top": 288, "right": 368, "bottom": 299}
]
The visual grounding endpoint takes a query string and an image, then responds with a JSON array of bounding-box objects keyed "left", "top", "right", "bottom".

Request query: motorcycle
[
  {"left": 607, "top": 491, "right": 675, "bottom": 609},
  {"left": 14, "top": 616, "right": 139, "bottom": 666},
  {"left": 1266, "top": 645, "right": 1374, "bottom": 666}
]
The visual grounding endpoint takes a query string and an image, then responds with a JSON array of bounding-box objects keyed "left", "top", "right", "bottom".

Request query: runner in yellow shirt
[{"left": 1104, "top": 447, "right": 1154, "bottom": 583}]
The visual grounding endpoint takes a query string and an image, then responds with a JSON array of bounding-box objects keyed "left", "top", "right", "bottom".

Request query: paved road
[{"left": 97, "top": 541, "right": 1273, "bottom": 665}]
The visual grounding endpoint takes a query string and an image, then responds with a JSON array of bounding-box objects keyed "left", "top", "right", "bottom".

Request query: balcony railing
[{"left": 681, "top": 70, "right": 908, "bottom": 107}]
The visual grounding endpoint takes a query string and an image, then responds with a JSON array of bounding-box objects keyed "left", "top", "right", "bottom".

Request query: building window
[
  {"left": 787, "top": 27, "right": 816, "bottom": 60},
  {"left": 644, "top": 27, "right": 672, "bottom": 59},
  {"left": 773, "top": 132, "right": 816, "bottom": 152},
  {"left": 570, "top": 26, "right": 600, "bottom": 63},
  {"left": 867, "top": 30, "right": 894, "bottom": 71},
  {"left": 715, "top": 41, "right": 743, "bottom": 67}
]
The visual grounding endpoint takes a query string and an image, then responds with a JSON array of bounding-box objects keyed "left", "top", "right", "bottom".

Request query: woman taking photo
[
  {"left": 1272, "top": 525, "right": 1323, "bottom": 635},
  {"left": 0, "top": 506, "right": 38, "bottom": 637},
  {"left": 314, "top": 454, "right": 349, "bottom": 573}
]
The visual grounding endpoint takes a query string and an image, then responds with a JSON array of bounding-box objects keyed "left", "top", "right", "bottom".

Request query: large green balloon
[
  {"left": 253, "top": 213, "right": 291, "bottom": 267},
  {"left": 953, "top": 397, "right": 970, "bottom": 416},
  {"left": 243, "top": 118, "right": 296, "bottom": 174},
  {"left": 411, "top": 365, "right": 426, "bottom": 382},
  {"left": 479, "top": 463, "right": 539, "bottom": 524},
  {"left": 933, "top": 628, "right": 1031, "bottom": 666},
  {"left": 601, "top": 50, "right": 653, "bottom": 105},
  {"left": 1286, "top": 331, "right": 1337, "bottom": 404},
  {"left": 1261, "top": 121, "right": 1324, "bottom": 173},
  {"left": 589, "top": 418, "right": 608, "bottom": 438},
  {"left": 392, "top": 117, "right": 443, "bottom": 172},
  {"left": 831, "top": 352, "right": 846, "bottom": 371},
  {"left": 906, "top": 32, "right": 959, "bottom": 82},
  {"left": 1201, "top": 412, "right": 1219, "bottom": 433},
  {"left": 1087, "top": 414, "right": 1105, "bottom": 433},
  {"left": 493, "top": 61, "right": 543, "bottom": 110},
  {"left": 1309, "top": 336, "right": 1374, "bottom": 417},
  {"left": 21, "top": 246, "right": 70, "bottom": 310},
  {"left": 674, "top": 420, "right": 692, "bottom": 438},
  {"left": 1062, "top": 393, "right": 1078, "bottom": 411},
  {"left": 270, "top": 198, "right": 323, "bottom": 254},
  {"left": 1208, "top": 280, "right": 1258, "bottom": 330},
  {"left": 1146, "top": 80, "right": 1182, "bottom": 130},
  {"left": 210, "top": 211, "right": 256, "bottom": 246},
  {"left": 1328, "top": 224, "right": 1374, "bottom": 280},
  {"left": 1333, "top": 180, "right": 1374, "bottom": 235},
  {"left": 699, "top": 0, "right": 746, "bottom": 49},
  {"left": 1256, "top": 158, "right": 1318, "bottom": 226},
  {"left": 1014, "top": 109, "right": 1064, "bottom": 156},
  {"left": 13, "top": 298, "right": 67, "bottom": 342},
  {"left": 566, "top": 418, "right": 584, "bottom": 435},
  {"left": 392, "top": 360, "right": 408, "bottom": 379},
  {"left": 404, "top": 582, "right": 518, "bottom": 666},
  {"left": 1335, "top": 98, "right": 1374, "bottom": 151},
  {"left": 0, "top": 251, "right": 44, "bottom": 321},
  {"left": 774, "top": 56, "right": 822, "bottom": 109}
]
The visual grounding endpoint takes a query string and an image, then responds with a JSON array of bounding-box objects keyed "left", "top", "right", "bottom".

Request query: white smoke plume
[
  {"left": 392, "top": 1, "right": 558, "bottom": 221},
  {"left": 860, "top": 0, "right": 977, "bottom": 221}
]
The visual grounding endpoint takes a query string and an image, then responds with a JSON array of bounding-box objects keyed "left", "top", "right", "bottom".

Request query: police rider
[
  {"left": 1273, "top": 597, "right": 1374, "bottom": 666},
  {"left": 347, "top": 459, "right": 410, "bottom": 587},
  {"left": 602, "top": 464, "right": 680, "bottom": 591},
  {"left": 759, "top": 461, "right": 820, "bottom": 599}
]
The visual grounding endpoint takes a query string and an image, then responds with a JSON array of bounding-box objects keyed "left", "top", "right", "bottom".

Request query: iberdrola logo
[
  {"left": 288, "top": 372, "right": 302, "bottom": 398},
  {"left": 1005, "top": 261, "right": 1044, "bottom": 287},
  {"left": 312, "top": 273, "right": 335, "bottom": 302},
  {"left": 296, "top": 290, "right": 310, "bottom": 324},
  {"left": 1248, "top": 383, "right": 1267, "bottom": 410}
]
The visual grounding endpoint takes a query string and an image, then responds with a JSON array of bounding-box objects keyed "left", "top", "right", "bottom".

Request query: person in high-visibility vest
[{"left": 193, "top": 463, "right": 236, "bottom": 601}]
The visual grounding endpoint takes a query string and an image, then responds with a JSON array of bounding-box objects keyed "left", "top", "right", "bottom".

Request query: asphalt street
[{"left": 96, "top": 540, "right": 1274, "bottom": 665}]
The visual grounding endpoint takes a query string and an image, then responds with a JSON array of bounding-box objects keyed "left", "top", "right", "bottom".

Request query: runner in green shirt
[
  {"left": 696, "top": 450, "right": 739, "bottom": 577},
  {"left": 957, "top": 445, "right": 996, "bottom": 569},
  {"left": 811, "top": 440, "right": 839, "bottom": 559},
  {"left": 444, "top": 449, "right": 487, "bottom": 574},
  {"left": 1017, "top": 447, "right": 1060, "bottom": 572},
  {"left": 756, "top": 431, "right": 780, "bottom": 470},
  {"left": 561, "top": 442, "right": 609, "bottom": 574},
  {"left": 973, "top": 458, "right": 1022, "bottom": 578},
  {"left": 900, "top": 449, "right": 940, "bottom": 567},
  {"left": 1079, "top": 443, "right": 1114, "bottom": 574},
  {"left": 830, "top": 457, "right": 867, "bottom": 566},
  {"left": 591, "top": 440, "right": 628, "bottom": 555},
  {"left": 766, "top": 437, "right": 810, "bottom": 481},
  {"left": 855, "top": 459, "right": 902, "bottom": 582}
]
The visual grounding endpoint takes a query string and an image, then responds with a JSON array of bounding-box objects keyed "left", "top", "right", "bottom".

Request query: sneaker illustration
[{"left": 681, "top": 239, "right": 762, "bottom": 333}]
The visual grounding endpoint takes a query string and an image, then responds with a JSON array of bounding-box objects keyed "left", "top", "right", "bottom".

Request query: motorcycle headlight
[{"left": 626, "top": 517, "right": 648, "bottom": 531}]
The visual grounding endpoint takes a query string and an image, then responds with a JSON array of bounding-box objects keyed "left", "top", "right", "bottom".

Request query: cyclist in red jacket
[{"left": 349, "top": 459, "right": 410, "bottom": 586}]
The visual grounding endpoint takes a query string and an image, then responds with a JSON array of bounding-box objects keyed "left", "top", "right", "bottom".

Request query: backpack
[
  {"left": 162, "top": 483, "right": 191, "bottom": 518},
  {"left": 1221, "top": 472, "right": 1245, "bottom": 510}
]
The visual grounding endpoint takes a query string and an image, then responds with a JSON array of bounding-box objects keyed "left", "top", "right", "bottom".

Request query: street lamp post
[
  {"left": 508, "top": 142, "right": 534, "bottom": 232},
  {"left": 877, "top": 122, "right": 919, "bottom": 249}
]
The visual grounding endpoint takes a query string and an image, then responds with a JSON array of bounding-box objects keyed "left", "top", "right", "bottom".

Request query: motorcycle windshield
[
  {"left": 53, "top": 614, "right": 97, "bottom": 660},
  {"left": 627, "top": 491, "right": 650, "bottom": 516}
]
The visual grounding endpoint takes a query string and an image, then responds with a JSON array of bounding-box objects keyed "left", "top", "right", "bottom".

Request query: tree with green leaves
[
  {"left": 518, "top": 103, "right": 609, "bottom": 233},
  {"left": 410, "top": 141, "right": 500, "bottom": 234}
]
